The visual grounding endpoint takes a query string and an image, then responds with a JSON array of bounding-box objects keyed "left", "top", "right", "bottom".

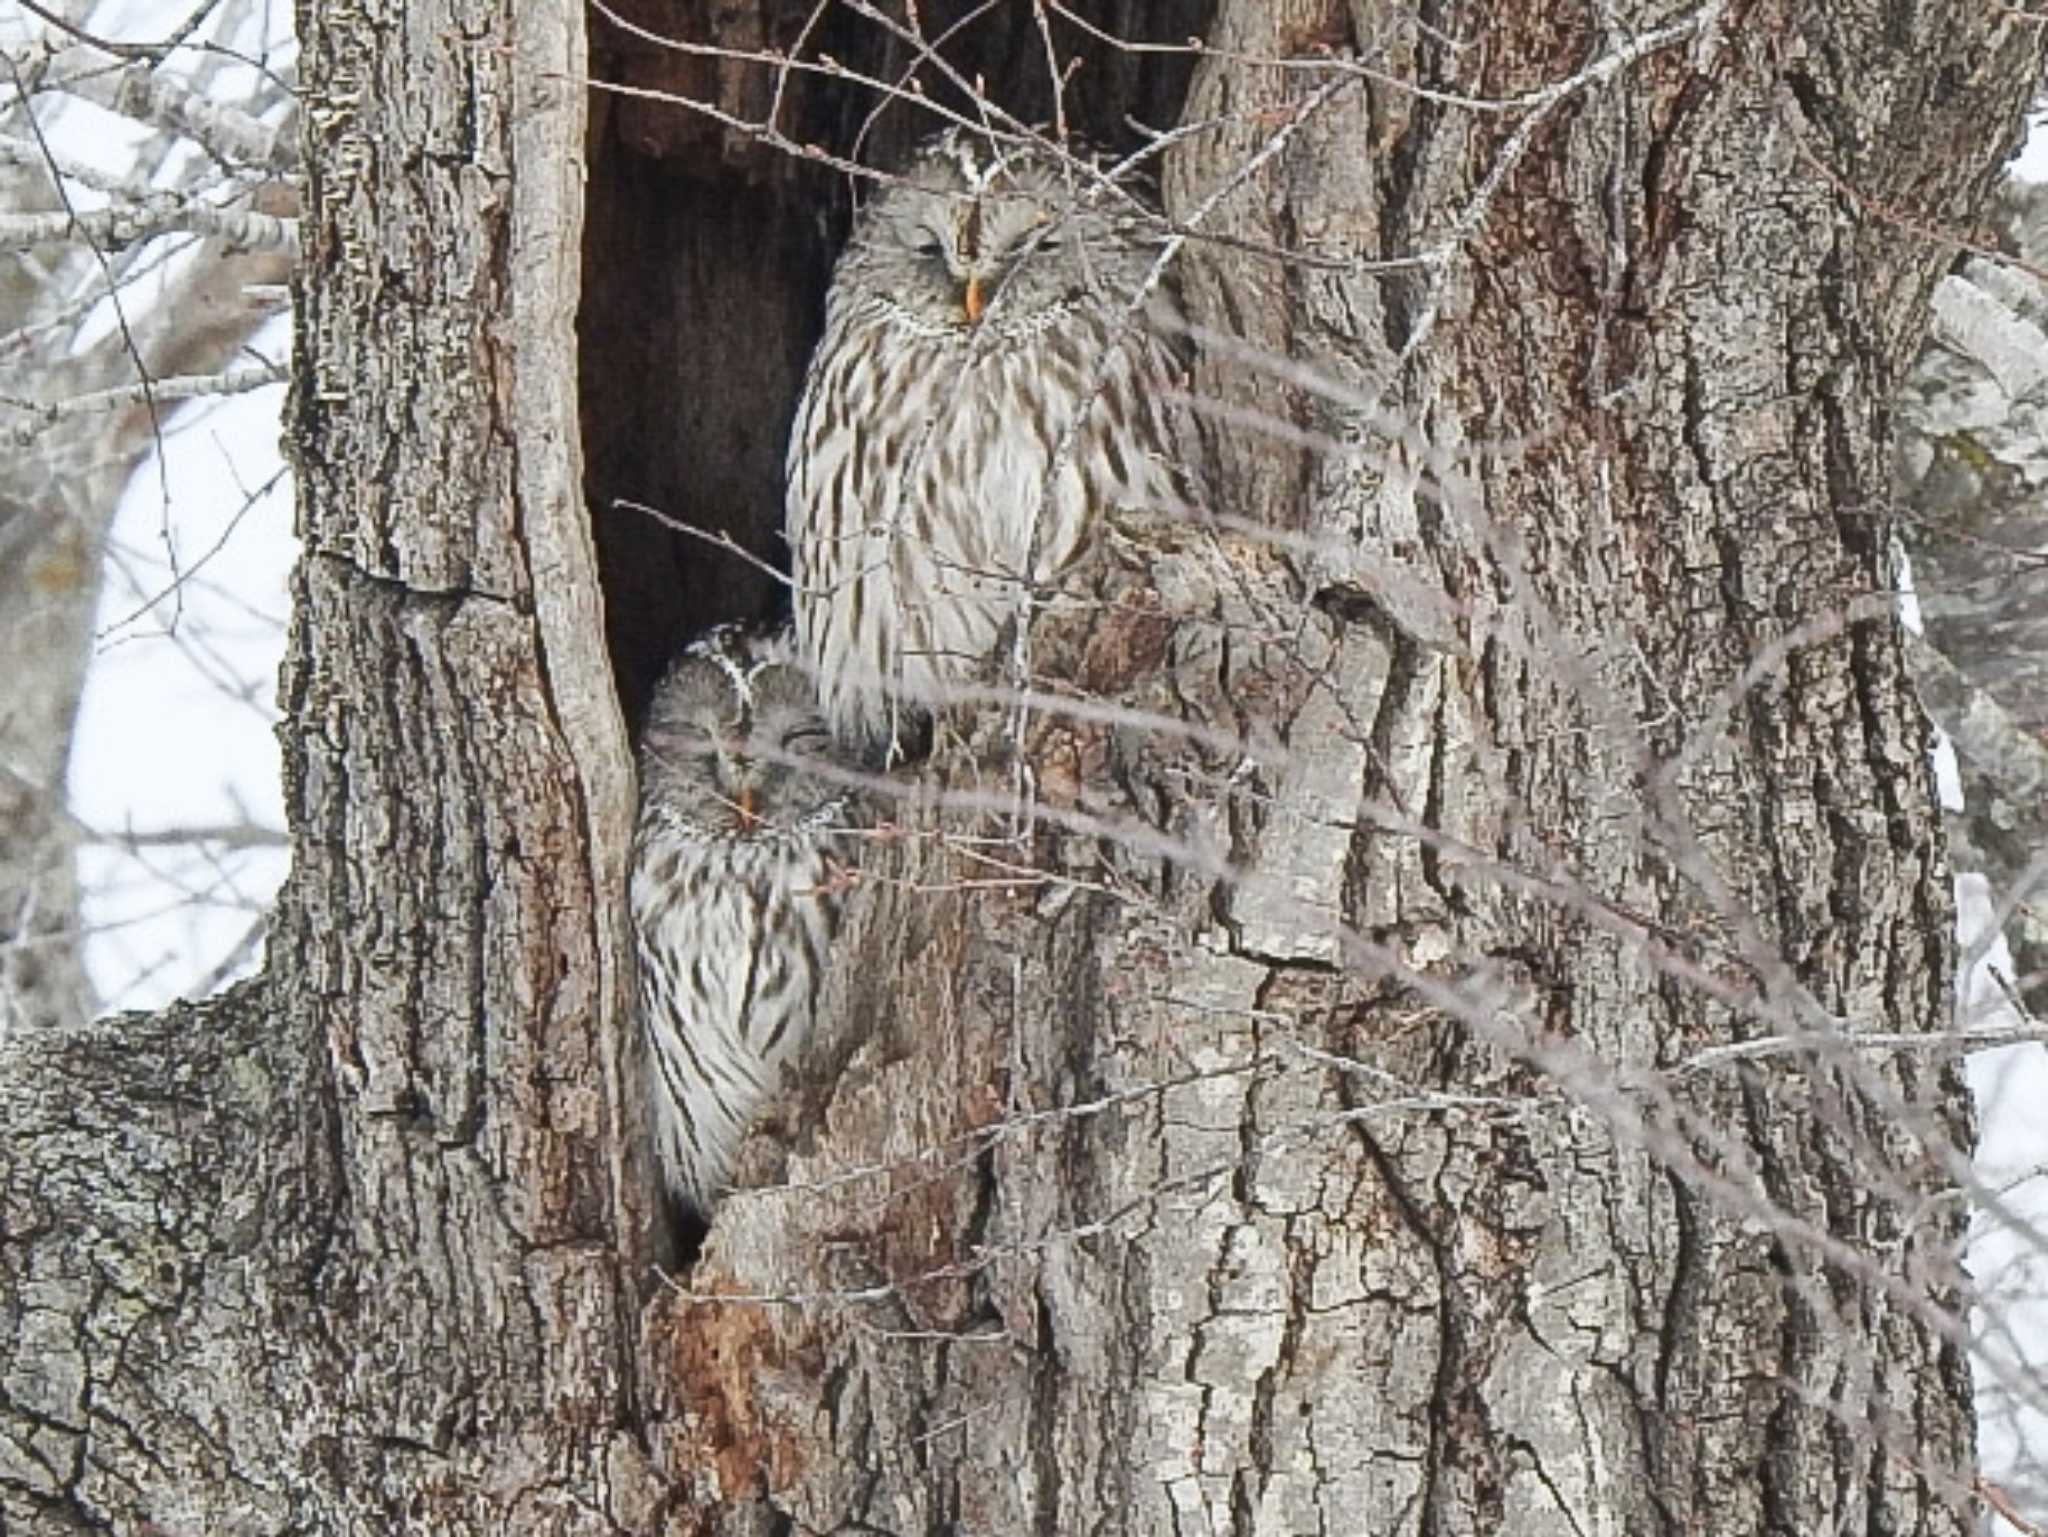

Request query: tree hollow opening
[{"left": 579, "top": 0, "right": 1215, "bottom": 724}]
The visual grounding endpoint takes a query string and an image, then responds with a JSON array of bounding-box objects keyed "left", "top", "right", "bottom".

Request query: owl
[
  {"left": 787, "top": 127, "right": 1193, "bottom": 762},
  {"left": 630, "top": 624, "right": 852, "bottom": 1216}
]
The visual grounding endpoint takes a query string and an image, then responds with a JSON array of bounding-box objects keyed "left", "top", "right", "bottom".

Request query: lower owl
[{"left": 630, "top": 624, "right": 852, "bottom": 1215}]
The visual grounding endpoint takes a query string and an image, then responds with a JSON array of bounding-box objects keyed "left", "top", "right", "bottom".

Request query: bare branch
[
  {"left": 46, "top": 55, "right": 296, "bottom": 173},
  {"left": 8, "top": 0, "right": 225, "bottom": 64},
  {"left": 0, "top": 358, "right": 285, "bottom": 442},
  {"left": 0, "top": 199, "right": 296, "bottom": 256}
]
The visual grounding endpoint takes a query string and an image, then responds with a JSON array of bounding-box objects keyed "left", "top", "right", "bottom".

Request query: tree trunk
[
  {"left": 2, "top": 1, "right": 2036, "bottom": 1533},
  {"left": 2, "top": 3, "right": 652, "bottom": 1528},
  {"left": 663, "top": 2, "right": 2035, "bottom": 1533}
]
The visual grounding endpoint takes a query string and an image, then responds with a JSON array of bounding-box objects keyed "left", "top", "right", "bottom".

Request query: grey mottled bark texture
[{"left": 2, "top": 0, "right": 2037, "bottom": 1533}]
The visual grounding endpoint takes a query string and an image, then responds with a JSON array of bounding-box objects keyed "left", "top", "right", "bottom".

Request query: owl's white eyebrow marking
[
  {"left": 944, "top": 133, "right": 994, "bottom": 189},
  {"left": 703, "top": 646, "right": 749, "bottom": 702}
]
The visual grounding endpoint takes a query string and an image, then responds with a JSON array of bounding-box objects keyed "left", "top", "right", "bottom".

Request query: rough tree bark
[
  {"left": 1, "top": 1, "right": 2038, "bottom": 1535},
  {"left": 1, "top": 5, "right": 646, "bottom": 1528}
]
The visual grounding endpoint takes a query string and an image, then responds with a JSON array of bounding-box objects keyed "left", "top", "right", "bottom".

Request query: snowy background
[
  {"left": 70, "top": 334, "right": 292, "bottom": 1012},
  {"left": 43, "top": 0, "right": 296, "bottom": 1014}
]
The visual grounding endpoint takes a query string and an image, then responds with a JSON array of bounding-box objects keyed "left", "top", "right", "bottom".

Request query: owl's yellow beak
[
  {"left": 962, "top": 274, "right": 986, "bottom": 325},
  {"left": 735, "top": 784, "right": 758, "bottom": 827}
]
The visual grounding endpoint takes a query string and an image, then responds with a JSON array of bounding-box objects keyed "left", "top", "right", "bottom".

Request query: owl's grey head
[
  {"left": 844, "top": 129, "right": 1165, "bottom": 338},
  {"left": 638, "top": 634, "right": 846, "bottom": 842}
]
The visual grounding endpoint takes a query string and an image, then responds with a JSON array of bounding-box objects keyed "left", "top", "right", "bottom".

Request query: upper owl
[
  {"left": 787, "top": 128, "right": 1195, "bottom": 764},
  {"left": 838, "top": 128, "right": 1172, "bottom": 338}
]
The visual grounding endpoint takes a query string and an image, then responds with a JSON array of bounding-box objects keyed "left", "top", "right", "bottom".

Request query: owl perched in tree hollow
[
  {"left": 630, "top": 625, "right": 852, "bottom": 1216},
  {"left": 787, "top": 127, "right": 1193, "bottom": 762}
]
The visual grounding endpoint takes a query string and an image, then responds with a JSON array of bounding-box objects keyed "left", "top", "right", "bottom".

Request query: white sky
[
  {"left": 2019, "top": 116, "right": 2048, "bottom": 183},
  {"left": 52, "top": 0, "right": 297, "bottom": 1012},
  {"left": 69, "top": 340, "right": 293, "bottom": 1012}
]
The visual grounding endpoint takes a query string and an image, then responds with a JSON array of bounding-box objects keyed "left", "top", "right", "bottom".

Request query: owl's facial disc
[
  {"left": 712, "top": 743, "right": 760, "bottom": 830},
  {"left": 943, "top": 193, "right": 1058, "bottom": 326}
]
